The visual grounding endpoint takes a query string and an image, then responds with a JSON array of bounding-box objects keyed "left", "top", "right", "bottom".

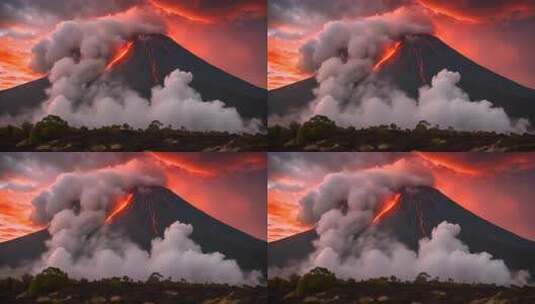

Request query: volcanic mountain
[
  {"left": 269, "top": 34, "right": 535, "bottom": 125},
  {"left": 268, "top": 186, "right": 535, "bottom": 276},
  {"left": 0, "top": 186, "right": 266, "bottom": 274},
  {"left": 0, "top": 33, "right": 266, "bottom": 123}
]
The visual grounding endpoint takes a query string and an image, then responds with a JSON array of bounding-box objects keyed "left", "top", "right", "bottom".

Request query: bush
[
  {"left": 29, "top": 115, "right": 70, "bottom": 143},
  {"left": 28, "top": 267, "right": 71, "bottom": 297},
  {"left": 296, "top": 115, "right": 336, "bottom": 144},
  {"left": 295, "top": 267, "right": 337, "bottom": 296}
]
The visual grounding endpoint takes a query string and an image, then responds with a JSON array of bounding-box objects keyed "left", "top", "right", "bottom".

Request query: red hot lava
[
  {"left": 106, "top": 193, "right": 134, "bottom": 223},
  {"left": 373, "top": 42, "right": 402, "bottom": 71},
  {"left": 372, "top": 193, "right": 402, "bottom": 224},
  {"left": 106, "top": 42, "right": 134, "bottom": 70}
]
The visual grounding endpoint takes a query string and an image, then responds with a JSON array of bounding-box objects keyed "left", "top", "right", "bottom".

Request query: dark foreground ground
[
  {"left": 0, "top": 116, "right": 266, "bottom": 151},
  {"left": 269, "top": 116, "right": 535, "bottom": 152},
  {"left": 0, "top": 275, "right": 267, "bottom": 304},
  {"left": 269, "top": 268, "right": 535, "bottom": 304}
]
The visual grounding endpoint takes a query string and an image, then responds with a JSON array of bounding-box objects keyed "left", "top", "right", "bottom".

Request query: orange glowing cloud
[
  {"left": 0, "top": 36, "right": 42, "bottom": 90},
  {"left": 0, "top": 190, "right": 43, "bottom": 242},
  {"left": 150, "top": 152, "right": 265, "bottom": 177},
  {"left": 268, "top": 153, "right": 535, "bottom": 242},
  {"left": 418, "top": 0, "right": 535, "bottom": 23},
  {"left": 0, "top": 153, "right": 266, "bottom": 242},
  {"left": 149, "top": 0, "right": 265, "bottom": 24},
  {"left": 268, "top": 38, "right": 311, "bottom": 89},
  {"left": 268, "top": 193, "right": 310, "bottom": 242}
]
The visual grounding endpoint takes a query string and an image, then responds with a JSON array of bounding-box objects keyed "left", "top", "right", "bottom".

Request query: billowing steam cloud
[
  {"left": 29, "top": 11, "right": 163, "bottom": 73},
  {"left": 305, "top": 221, "right": 524, "bottom": 285},
  {"left": 25, "top": 162, "right": 260, "bottom": 285},
  {"left": 287, "top": 8, "right": 531, "bottom": 133},
  {"left": 270, "top": 160, "right": 531, "bottom": 285},
  {"left": 45, "top": 68, "right": 261, "bottom": 133},
  {"left": 6, "top": 11, "right": 260, "bottom": 133}
]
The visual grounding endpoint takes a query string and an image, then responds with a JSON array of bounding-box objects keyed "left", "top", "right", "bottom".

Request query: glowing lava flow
[
  {"left": 373, "top": 42, "right": 401, "bottom": 71},
  {"left": 106, "top": 42, "right": 134, "bottom": 70},
  {"left": 106, "top": 193, "right": 134, "bottom": 223},
  {"left": 372, "top": 193, "right": 401, "bottom": 224}
]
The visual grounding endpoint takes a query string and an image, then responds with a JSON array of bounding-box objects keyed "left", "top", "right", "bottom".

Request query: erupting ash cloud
[
  {"left": 5, "top": 11, "right": 260, "bottom": 133},
  {"left": 287, "top": 8, "right": 531, "bottom": 133},
  {"left": 270, "top": 159, "right": 530, "bottom": 285},
  {"left": 22, "top": 161, "right": 260, "bottom": 285}
]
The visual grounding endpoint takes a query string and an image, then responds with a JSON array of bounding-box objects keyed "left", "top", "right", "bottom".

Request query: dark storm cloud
[
  {"left": 269, "top": 0, "right": 409, "bottom": 27},
  {"left": 0, "top": 0, "right": 143, "bottom": 27}
]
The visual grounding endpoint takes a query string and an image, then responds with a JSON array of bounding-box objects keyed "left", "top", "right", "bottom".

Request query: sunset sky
[
  {"left": 268, "top": 152, "right": 535, "bottom": 242},
  {"left": 0, "top": 152, "right": 266, "bottom": 242},
  {"left": 0, "top": 0, "right": 266, "bottom": 90},
  {"left": 268, "top": 0, "right": 535, "bottom": 89}
]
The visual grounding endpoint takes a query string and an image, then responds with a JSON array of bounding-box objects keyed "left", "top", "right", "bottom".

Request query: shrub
[
  {"left": 29, "top": 115, "right": 70, "bottom": 143},
  {"left": 296, "top": 115, "right": 336, "bottom": 144},
  {"left": 295, "top": 267, "right": 337, "bottom": 296},
  {"left": 27, "top": 267, "right": 71, "bottom": 297}
]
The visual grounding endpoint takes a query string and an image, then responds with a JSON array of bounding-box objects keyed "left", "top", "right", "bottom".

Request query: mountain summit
[
  {"left": 269, "top": 34, "right": 535, "bottom": 123},
  {"left": 0, "top": 33, "right": 266, "bottom": 122},
  {"left": 0, "top": 186, "right": 266, "bottom": 274},
  {"left": 268, "top": 186, "right": 535, "bottom": 275}
]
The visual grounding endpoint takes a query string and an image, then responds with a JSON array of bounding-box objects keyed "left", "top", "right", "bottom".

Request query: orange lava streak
[
  {"left": 106, "top": 42, "right": 134, "bottom": 70},
  {"left": 372, "top": 193, "right": 401, "bottom": 224},
  {"left": 106, "top": 193, "right": 134, "bottom": 223},
  {"left": 373, "top": 42, "right": 401, "bottom": 71}
]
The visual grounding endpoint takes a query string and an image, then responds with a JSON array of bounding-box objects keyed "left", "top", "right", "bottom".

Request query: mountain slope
[
  {"left": 0, "top": 34, "right": 266, "bottom": 122},
  {"left": 0, "top": 186, "right": 266, "bottom": 274},
  {"left": 269, "top": 34, "right": 535, "bottom": 124},
  {"left": 268, "top": 186, "right": 535, "bottom": 276}
]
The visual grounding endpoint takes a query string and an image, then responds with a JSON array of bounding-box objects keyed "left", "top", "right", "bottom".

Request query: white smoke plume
[
  {"left": 44, "top": 68, "right": 262, "bottom": 133},
  {"left": 25, "top": 162, "right": 260, "bottom": 285},
  {"left": 29, "top": 10, "right": 164, "bottom": 73},
  {"left": 8, "top": 11, "right": 260, "bottom": 133},
  {"left": 286, "top": 8, "right": 531, "bottom": 133},
  {"left": 303, "top": 221, "right": 524, "bottom": 285},
  {"left": 39, "top": 219, "right": 260, "bottom": 285},
  {"left": 270, "top": 160, "right": 531, "bottom": 286}
]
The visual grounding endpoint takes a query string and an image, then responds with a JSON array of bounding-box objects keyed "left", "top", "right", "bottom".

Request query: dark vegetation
[
  {"left": 0, "top": 115, "right": 266, "bottom": 152},
  {"left": 0, "top": 268, "right": 267, "bottom": 304},
  {"left": 269, "top": 267, "right": 535, "bottom": 304},
  {"left": 269, "top": 115, "right": 535, "bottom": 152}
]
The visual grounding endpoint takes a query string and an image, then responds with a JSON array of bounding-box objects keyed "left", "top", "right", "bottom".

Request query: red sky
[
  {"left": 0, "top": 0, "right": 266, "bottom": 90},
  {"left": 268, "top": 152, "right": 535, "bottom": 242},
  {"left": 268, "top": 0, "right": 535, "bottom": 89},
  {"left": 0, "top": 152, "right": 266, "bottom": 242}
]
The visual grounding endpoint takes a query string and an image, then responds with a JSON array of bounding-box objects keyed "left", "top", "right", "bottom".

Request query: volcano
[
  {"left": 0, "top": 186, "right": 266, "bottom": 274},
  {"left": 0, "top": 33, "right": 266, "bottom": 123},
  {"left": 268, "top": 186, "right": 535, "bottom": 276},
  {"left": 269, "top": 34, "right": 535, "bottom": 124}
]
